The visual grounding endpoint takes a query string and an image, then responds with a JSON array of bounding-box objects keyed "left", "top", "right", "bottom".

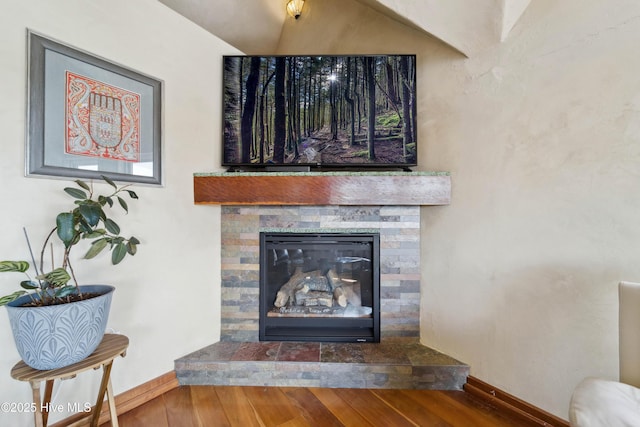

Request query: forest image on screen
[{"left": 223, "top": 55, "right": 417, "bottom": 168}]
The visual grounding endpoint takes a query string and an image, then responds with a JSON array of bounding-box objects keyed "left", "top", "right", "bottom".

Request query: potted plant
[{"left": 0, "top": 176, "right": 139, "bottom": 370}]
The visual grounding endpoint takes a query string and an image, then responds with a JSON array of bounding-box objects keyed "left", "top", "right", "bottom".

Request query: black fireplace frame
[{"left": 259, "top": 232, "right": 380, "bottom": 343}]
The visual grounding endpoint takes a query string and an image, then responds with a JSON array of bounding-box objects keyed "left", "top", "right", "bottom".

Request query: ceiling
[{"left": 157, "top": 0, "right": 532, "bottom": 57}]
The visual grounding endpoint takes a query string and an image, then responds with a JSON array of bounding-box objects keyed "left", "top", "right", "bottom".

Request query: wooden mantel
[{"left": 193, "top": 171, "right": 451, "bottom": 206}]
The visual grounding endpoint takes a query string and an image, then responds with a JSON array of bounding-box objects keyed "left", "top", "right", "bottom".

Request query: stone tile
[
  {"left": 412, "top": 366, "right": 468, "bottom": 390},
  {"left": 405, "top": 342, "right": 465, "bottom": 366},
  {"left": 320, "top": 343, "right": 366, "bottom": 363},
  {"left": 320, "top": 364, "right": 368, "bottom": 388},
  {"left": 178, "top": 342, "right": 240, "bottom": 362},
  {"left": 272, "top": 363, "right": 322, "bottom": 387},
  {"left": 232, "top": 342, "right": 280, "bottom": 361},
  {"left": 361, "top": 342, "right": 411, "bottom": 365},
  {"left": 276, "top": 342, "right": 320, "bottom": 362},
  {"left": 174, "top": 360, "right": 230, "bottom": 371},
  {"left": 222, "top": 331, "right": 259, "bottom": 342},
  {"left": 177, "top": 370, "right": 230, "bottom": 386}
]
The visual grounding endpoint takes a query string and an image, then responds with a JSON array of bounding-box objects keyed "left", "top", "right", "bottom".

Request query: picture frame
[{"left": 26, "top": 30, "right": 163, "bottom": 185}]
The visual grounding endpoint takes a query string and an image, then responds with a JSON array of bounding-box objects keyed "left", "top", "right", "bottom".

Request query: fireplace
[
  {"left": 180, "top": 174, "right": 464, "bottom": 390},
  {"left": 259, "top": 232, "right": 380, "bottom": 342}
]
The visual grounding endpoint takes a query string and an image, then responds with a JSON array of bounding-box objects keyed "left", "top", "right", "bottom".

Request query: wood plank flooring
[{"left": 107, "top": 385, "right": 537, "bottom": 427}]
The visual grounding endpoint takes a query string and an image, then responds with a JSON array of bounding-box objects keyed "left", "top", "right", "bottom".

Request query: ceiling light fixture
[{"left": 287, "top": 0, "right": 305, "bottom": 19}]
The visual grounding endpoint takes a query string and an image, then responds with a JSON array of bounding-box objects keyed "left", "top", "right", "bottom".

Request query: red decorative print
[{"left": 65, "top": 72, "right": 141, "bottom": 162}]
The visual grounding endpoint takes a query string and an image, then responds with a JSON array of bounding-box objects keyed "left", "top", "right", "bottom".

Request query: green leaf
[
  {"left": 84, "top": 238, "right": 109, "bottom": 259},
  {"left": 117, "top": 196, "right": 129, "bottom": 213},
  {"left": 55, "top": 285, "right": 76, "bottom": 298},
  {"left": 126, "top": 241, "right": 137, "bottom": 256},
  {"left": 0, "top": 291, "right": 27, "bottom": 306},
  {"left": 129, "top": 236, "right": 140, "bottom": 245},
  {"left": 0, "top": 260, "right": 30, "bottom": 273},
  {"left": 104, "top": 218, "right": 120, "bottom": 235},
  {"left": 102, "top": 175, "right": 118, "bottom": 189},
  {"left": 37, "top": 268, "right": 71, "bottom": 287},
  {"left": 75, "top": 179, "right": 91, "bottom": 191},
  {"left": 83, "top": 230, "right": 107, "bottom": 239},
  {"left": 20, "top": 280, "right": 39, "bottom": 290},
  {"left": 78, "top": 219, "right": 92, "bottom": 234},
  {"left": 78, "top": 203, "right": 103, "bottom": 227},
  {"left": 126, "top": 190, "right": 139, "bottom": 199},
  {"left": 64, "top": 187, "right": 87, "bottom": 199},
  {"left": 112, "top": 243, "right": 127, "bottom": 264},
  {"left": 72, "top": 233, "right": 82, "bottom": 246},
  {"left": 99, "top": 195, "right": 114, "bottom": 208},
  {"left": 56, "top": 212, "right": 76, "bottom": 247},
  {"left": 110, "top": 236, "right": 124, "bottom": 245}
]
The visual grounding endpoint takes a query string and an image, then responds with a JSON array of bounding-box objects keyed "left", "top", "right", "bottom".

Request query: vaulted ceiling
[{"left": 157, "top": 0, "right": 531, "bottom": 57}]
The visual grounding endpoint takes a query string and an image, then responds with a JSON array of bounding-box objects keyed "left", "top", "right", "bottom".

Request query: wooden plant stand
[{"left": 10, "top": 334, "right": 129, "bottom": 427}]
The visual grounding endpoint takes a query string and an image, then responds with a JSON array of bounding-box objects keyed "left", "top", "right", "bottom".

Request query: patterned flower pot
[{"left": 5, "top": 285, "right": 114, "bottom": 370}]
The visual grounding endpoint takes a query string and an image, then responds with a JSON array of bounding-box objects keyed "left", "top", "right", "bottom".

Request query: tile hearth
[{"left": 175, "top": 339, "right": 469, "bottom": 390}]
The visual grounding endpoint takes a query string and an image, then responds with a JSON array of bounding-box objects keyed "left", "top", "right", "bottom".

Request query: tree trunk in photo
[
  {"left": 223, "top": 58, "right": 240, "bottom": 161},
  {"left": 344, "top": 57, "right": 356, "bottom": 146},
  {"left": 310, "top": 76, "right": 316, "bottom": 134},
  {"left": 259, "top": 93, "right": 265, "bottom": 164},
  {"left": 287, "top": 59, "right": 294, "bottom": 154},
  {"left": 364, "top": 56, "right": 376, "bottom": 160},
  {"left": 287, "top": 59, "right": 300, "bottom": 159},
  {"left": 258, "top": 69, "right": 275, "bottom": 164},
  {"left": 330, "top": 58, "right": 338, "bottom": 141},
  {"left": 386, "top": 58, "right": 399, "bottom": 105},
  {"left": 356, "top": 59, "right": 362, "bottom": 135},
  {"left": 241, "top": 57, "right": 261, "bottom": 164},
  {"left": 399, "top": 56, "right": 413, "bottom": 157},
  {"left": 273, "top": 57, "right": 286, "bottom": 163},
  {"left": 306, "top": 68, "right": 312, "bottom": 137}
]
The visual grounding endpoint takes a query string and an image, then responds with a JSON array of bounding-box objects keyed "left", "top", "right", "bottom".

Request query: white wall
[
  {"left": 280, "top": 0, "right": 640, "bottom": 418},
  {"left": 422, "top": 0, "right": 640, "bottom": 416},
  {"left": 0, "top": 0, "right": 235, "bottom": 425}
]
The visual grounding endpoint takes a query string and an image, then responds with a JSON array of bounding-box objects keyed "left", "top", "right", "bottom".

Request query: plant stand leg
[
  {"left": 107, "top": 375, "right": 119, "bottom": 427},
  {"left": 90, "top": 361, "right": 113, "bottom": 427},
  {"left": 42, "top": 379, "right": 54, "bottom": 426},
  {"left": 29, "top": 380, "right": 44, "bottom": 427}
]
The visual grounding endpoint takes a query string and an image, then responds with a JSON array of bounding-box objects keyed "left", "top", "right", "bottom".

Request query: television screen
[{"left": 222, "top": 55, "right": 417, "bottom": 170}]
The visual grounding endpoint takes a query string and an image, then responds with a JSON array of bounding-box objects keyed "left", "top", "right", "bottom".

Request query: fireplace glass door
[{"left": 260, "top": 232, "right": 380, "bottom": 342}]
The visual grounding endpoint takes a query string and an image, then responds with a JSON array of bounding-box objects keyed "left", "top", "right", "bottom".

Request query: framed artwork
[{"left": 26, "top": 30, "right": 163, "bottom": 185}]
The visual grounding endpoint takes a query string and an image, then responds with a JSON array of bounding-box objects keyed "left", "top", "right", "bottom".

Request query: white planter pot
[{"left": 5, "top": 285, "right": 114, "bottom": 370}]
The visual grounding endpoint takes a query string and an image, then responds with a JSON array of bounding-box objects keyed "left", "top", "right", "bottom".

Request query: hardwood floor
[{"left": 107, "top": 385, "right": 537, "bottom": 427}]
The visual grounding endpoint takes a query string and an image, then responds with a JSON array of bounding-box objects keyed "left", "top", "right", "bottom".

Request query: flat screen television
[{"left": 222, "top": 55, "right": 417, "bottom": 170}]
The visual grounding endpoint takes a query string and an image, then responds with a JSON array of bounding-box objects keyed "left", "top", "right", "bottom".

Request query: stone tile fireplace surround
[
  {"left": 220, "top": 204, "right": 421, "bottom": 342},
  {"left": 175, "top": 172, "right": 468, "bottom": 390}
]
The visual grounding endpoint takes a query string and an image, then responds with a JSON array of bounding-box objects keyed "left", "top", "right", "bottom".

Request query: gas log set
[{"left": 270, "top": 265, "right": 371, "bottom": 318}]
